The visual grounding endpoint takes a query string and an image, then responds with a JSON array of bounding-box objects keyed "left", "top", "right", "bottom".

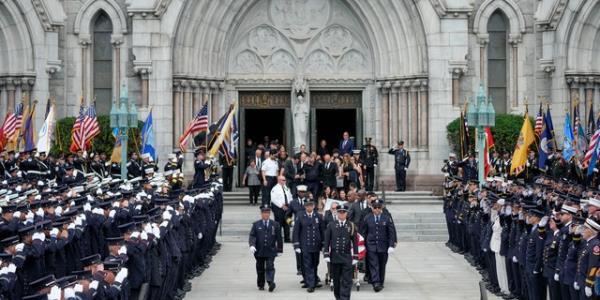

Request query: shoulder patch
[{"left": 594, "top": 245, "right": 600, "bottom": 255}]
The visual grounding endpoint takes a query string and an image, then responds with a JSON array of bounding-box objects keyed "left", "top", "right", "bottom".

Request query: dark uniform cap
[
  {"left": 146, "top": 207, "right": 161, "bottom": 217},
  {"left": 1, "top": 204, "right": 17, "bottom": 213},
  {"left": 372, "top": 199, "right": 384, "bottom": 207},
  {"left": 55, "top": 275, "right": 77, "bottom": 289},
  {"left": 95, "top": 201, "right": 112, "bottom": 209},
  {"left": 18, "top": 225, "right": 35, "bottom": 236},
  {"left": 528, "top": 209, "right": 545, "bottom": 218},
  {"left": 106, "top": 236, "right": 124, "bottom": 245},
  {"left": 71, "top": 270, "right": 92, "bottom": 280},
  {"left": 0, "top": 236, "right": 19, "bottom": 248},
  {"left": 81, "top": 254, "right": 102, "bottom": 267},
  {"left": 153, "top": 197, "right": 169, "bottom": 205},
  {"left": 36, "top": 219, "right": 51, "bottom": 231},
  {"left": 132, "top": 215, "right": 148, "bottom": 223},
  {"left": 103, "top": 260, "right": 122, "bottom": 272},
  {"left": 29, "top": 274, "right": 56, "bottom": 291},
  {"left": 62, "top": 208, "right": 79, "bottom": 218},
  {"left": 0, "top": 252, "right": 11, "bottom": 260},
  {"left": 260, "top": 204, "right": 271, "bottom": 212},
  {"left": 118, "top": 222, "right": 135, "bottom": 233},
  {"left": 337, "top": 204, "right": 349, "bottom": 212},
  {"left": 64, "top": 164, "right": 74, "bottom": 170},
  {"left": 22, "top": 294, "right": 49, "bottom": 300},
  {"left": 303, "top": 199, "right": 315, "bottom": 206}
]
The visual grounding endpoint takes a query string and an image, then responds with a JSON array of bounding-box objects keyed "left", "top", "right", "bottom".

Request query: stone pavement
[{"left": 186, "top": 205, "right": 500, "bottom": 300}]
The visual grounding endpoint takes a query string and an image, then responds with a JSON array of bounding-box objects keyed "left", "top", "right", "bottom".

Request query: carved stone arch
[
  {"left": 473, "top": 0, "right": 526, "bottom": 39},
  {"left": 565, "top": 0, "right": 600, "bottom": 72},
  {"left": 74, "top": 0, "right": 127, "bottom": 41},
  {"left": 0, "top": 0, "right": 35, "bottom": 75},
  {"left": 304, "top": 49, "right": 336, "bottom": 74}
]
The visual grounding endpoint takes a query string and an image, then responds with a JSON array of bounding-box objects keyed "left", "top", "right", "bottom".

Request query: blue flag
[
  {"left": 539, "top": 111, "right": 554, "bottom": 169},
  {"left": 563, "top": 113, "right": 575, "bottom": 161},
  {"left": 141, "top": 110, "right": 156, "bottom": 161}
]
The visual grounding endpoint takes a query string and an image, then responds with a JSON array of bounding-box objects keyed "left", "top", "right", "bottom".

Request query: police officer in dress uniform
[
  {"left": 360, "top": 137, "right": 378, "bottom": 192},
  {"left": 388, "top": 141, "right": 410, "bottom": 192},
  {"left": 141, "top": 153, "right": 158, "bottom": 179},
  {"left": 127, "top": 152, "right": 143, "bottom": 179},
  {"left": 360, "top": 199, "right": 397, "bottom": 292},
  {"left": 249, "top": 205, "right": 283, "bottom": 292},
  {"left": 575, "top": 217, "right": 600, "bottom": 300},
  {"left": 323, "top": 204, "right": 358, "bottom": 300},
  {"left": 292, "top": 198, "right": 324, "bottom": 293},
  {"left": 288, "top": 185, "right": 308, "bottom": 276}
]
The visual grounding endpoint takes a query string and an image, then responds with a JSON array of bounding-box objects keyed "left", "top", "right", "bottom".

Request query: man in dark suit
[
  {"left": 249, "top": 205, "right": 283, "bottom": 292},
  {"left": 338, "top": 132, "right": 354, "bottom": 156},
  {"left": 349, "top": 190, "right": 369, "bottom": 229},
  {"left": 323, "top": 204, "right": 358, "bottom": 300},
  {"left": 283, "top": 156, "right": 299, "bottom": 195},
  {"left": 360, "top": 199, "right": 397, "bottom": 292},
  {"left": 292, "top": 199, "right": 325, "bottom": 292},
  {"left": 360, "top": 137, "right": 378, "bottom": 191},
  {"left": 388, "top": 141, "right": 411, "bottom": 191},
  {"left": 321, "top": 154, "right": 337, "bottom": 192}
]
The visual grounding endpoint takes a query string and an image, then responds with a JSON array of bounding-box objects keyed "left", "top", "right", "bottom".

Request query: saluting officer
[
  {"left": 388, "top": 141, "right": 410, "bottom": 191},
  {"left": 292, "top": 198, "right": 324, "bottom": 293},
  {"left": 360, "top": 199, "right": 397, "bottom": 292},
  {"left": 323, "top": 204, "right": 358, "bottom": 300},
  {"left": 575, "top": 217, "right": 600, "bottom": 299},
  {"left": 249, "top": 205, "right": 283, "bottom": 292},
  {"left": 360, "top": 137, "right": 378, "bottom": 191}
]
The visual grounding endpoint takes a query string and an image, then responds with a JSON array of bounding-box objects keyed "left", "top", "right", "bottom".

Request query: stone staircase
[{"left": 218, "top": 190, "right": 447, "bottom": 242}]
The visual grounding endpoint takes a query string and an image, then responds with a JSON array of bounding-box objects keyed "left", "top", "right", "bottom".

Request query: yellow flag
[
  {"left": 510, "top": 113, "right": 535, "bottom": 175},
  {"left": 207, "top": 102, "right": 238, "bottom": 158}
]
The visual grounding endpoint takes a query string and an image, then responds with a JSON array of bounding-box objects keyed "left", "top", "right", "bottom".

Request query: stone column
[
  {"left": 585, "top": 77, "right": 595, "bottom": 117},
  {"left": 20, "top": 78, "right": 33, "bottom": 106},
  {"left": 391, "top": 81, "right": 400, "bottom": 144},
  {"left": 182, "top": 80, "right": 192, "bottom": 130},
  {"left": 210, "top": 82, "right": 220, "bottom": 121},
  {"left": 567, "top": 76, "right": 580, "bottom": 109},
  {"left": 381, "top": 82, "right": 391, "bottom": 148},
  {"left": 5, "top": 78, "right": 16, "bottom": 112},
  {"left": 79, "top": 39, "right": 91, "bottom": 98},
  {"left": 0, "top": 79, "right": 5, "bottom": 114},
  {"left": 478, "top": 35, "right": 489, "bottom": 81},
  {"left": 409, "top": 80, "right": 419, "bottom": 148},
  {"left": 509, "top": 35, "right": 521, "bottom": 107},
  {"left": 400, "top": 81, "right": 410, "bottom": 142},
  {"left": 111, "top": 36, "right": 124, "bottom": 99},
  {"left": 191, "top": 80, "right": 200, "bottom": 115},
  {"left": 418, "top": 80, "right": 429, "bottom": 148},
  {"left": 173, "top": 80, "right": 182, "bottom": 146},
  {"left": 449, "top": 64, "right": 467, "bottom": 106}
]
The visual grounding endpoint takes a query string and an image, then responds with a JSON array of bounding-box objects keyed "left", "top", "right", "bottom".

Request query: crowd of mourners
[{"left": 0, "top": 147, "right": 223, "bottom": 300}]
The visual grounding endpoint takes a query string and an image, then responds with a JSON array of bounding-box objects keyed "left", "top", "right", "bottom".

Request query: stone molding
[
  {"left": 173, "top": 78, "right": 224, "bottom": 91},
  {"left": 133, "top": 61, "right": 152, "bottom": 79},
  {"left": 429, "top": 0, "right": 473, "bottom": 18},
  {"left": 539, "top": 59, "right": 556, "bottom": 74},
  {"left": 376, "top": 77, "right": 429, "bottom": 91},
  {"left": 473, "top": 0, "right": 526, "bottom": 40},
  {"left": 449, "top": 61, "right": 468, "bottom": 79},
  {"left": 74, "top": 0, "right": 128, "bottom": 36},
  {"left": 536, "top": 0, "right": 568, "bottom": 31},
  {"left": 126, "top": 0, "right": 172, "bottom": 18},
  {"left": 566, "top": 73, "right": 600, "bottom": 88},
  {"left": 31, "top": 0, "right": 67, "bottom": 31}
]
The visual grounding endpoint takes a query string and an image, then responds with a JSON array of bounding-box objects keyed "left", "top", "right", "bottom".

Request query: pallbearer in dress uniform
[
  {"left": 360, "top": 199, "right": 397, "bottom": 292},
  {"left": 388, "top": 141, "right": 410, "bottom": 191},
  {"left": 360, "top": 137, "right": 378, "bottom": 191},
  {"left": 292, "top": 198, "right": 324, "bottom": 293},
  {"left": 323, "top": 204, "right": 358, "bottom": 300},
  {"left": 249, "top": 205, "right": 283, "bottom": 292}
]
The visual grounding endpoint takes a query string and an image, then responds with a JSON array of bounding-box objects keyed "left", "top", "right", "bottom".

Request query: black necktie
[
  {"left": 326, "top": 162, "right": 330, "bottom": 170},
  {"left": 282, "top": 186, "right": 288, "bottom": 205},
  {"left": 376, "top": 216, "right": 379, "bottom": 223},
  {"left": 264, "top": 220, "right": 268, "bottom": 228}
]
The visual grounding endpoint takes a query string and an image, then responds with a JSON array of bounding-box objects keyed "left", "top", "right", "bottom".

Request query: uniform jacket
[
  {"left": 323, "top": 220, "right": 359, "bottom": 264},
  {"left": 249, "top": 219, "right": 283, "bottom": 258},
  {"left": 360, "top": 213, "right": 397, "bottom": 253},
  {"left": 292, "top": 211, "right": 324, "bottom": 253}
]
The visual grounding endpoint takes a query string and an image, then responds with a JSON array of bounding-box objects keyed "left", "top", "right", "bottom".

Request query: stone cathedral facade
[{"left": 0, "top": 0, "right": 598, "bottom": 188}]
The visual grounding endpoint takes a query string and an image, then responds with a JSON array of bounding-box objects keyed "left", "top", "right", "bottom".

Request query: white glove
[
  {"left": 109, "top": 210, "right": 116, "bottom": 218},
  {"left": 50, "top": 228, "right": 59, "bottom": 238},
  {"left": 144, "top": 224, "right": 152, "bottom": 233},
  {"left": 586, "top": 286, "right": 593, "bottom": 297},
  {"left": 135, "top": 205, "right": 142, "bottom": 211},
  {"left": 295, "top": 248, "right": 301, "bottom": 254},
  {"left": 12, "top": 211, "right": 21, "bottom": 219},
  {"left": 324, "top": 257, "right": 330, "bottom": 263},
  {"left": 68, "top": 223, "right": 76, "bottom": 230},
  {"left": 118, "top": 245, "right": 127, "bottom": 255},
  {"left": 540, "top": 216, "right": 549, "bottom": 227},
  {"left": 33, "top": 232, "right": 45, "bottom": 242},
  {"left": 55, "top": 206, "right": 63, "bottom": 216},
  {"left": 35, "top": 208, "right": 44, "bottom": 218},
  {"left": 387, "top": 247, "right": 395, "bottom": 254},
  {"left": 160, "top": 221, "right": 169, "bottom": 228},
  {"left": 80, "top": 213, "right": 86, "bottom": 222},
  {"left": 249, "top": 246, "right": 256, "bottom": 254},
  {"left": 63, "top": 287, "right": 76, "bottom": 299},
  {"left": 26, "top": 211, "right": 34, "bottom": 222},
  {"left": 114, "top": 267, "right": 128, "bottom": 283},
  {"left": 74, "top": 284, "right": 83, "bottom": 293},
  {"left": 404, "top": 167, "right": 408, "bottom": 171},
  {"left": 84, "top": 203, "right": 92, "bottom": 212},
  {"left": 152, "top": 225, "right": 161, "bottom": 238},
  {"left": 533, "top": 271, "right": 539, "bottom": 275},
  {"left": 7, "top": 263, "right": 16, "bottom": 273},
  {"left": 141, "top": 231, "right": 148, "bottom": 241},
  {"left": 0, "top": 267, "right": 7, "bottom": 275},
  {"left": 162, "top": 210, "right": 172, "bottom": 221},
  {"left": 112, "top": 201, "right": 120, "bottom": 208},
  {"left": 352, "top": 259, "right": 358, "bottom": 265},
  {"left": 554, "top": 273, "right": 559, "bottom": 282},
  {"left": 48, "top": 285, "right": 61, "bottom": 300},
  {"left": 197, "top": 233, "right": 203, "bottom": 240},
  {"left": 90, "top": 280, "right": 99, "bottom": 291},
  {"left": 130, "top": 231, "right": 140, "bottom": 240},
  {"left": 512, "top": 256, "right": 518, "bottom": 263},
  {"left": 92, "top": 208, "right": 104, "bottom": 216},
  {"left": 574, "top": 282, "right": 580, "bottom": 290},
  {"left": 74, "top": 216, "right": 83, "bottom": 226}
]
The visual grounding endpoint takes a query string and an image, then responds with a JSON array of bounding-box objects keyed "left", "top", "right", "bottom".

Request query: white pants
[{"left": 495, "top": 252, "right": 509, "bottom": 294}]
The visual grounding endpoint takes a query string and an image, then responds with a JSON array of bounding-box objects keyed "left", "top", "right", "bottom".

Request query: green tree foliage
[
  {"left": 446, "top": 114, "right": 534, "bottom": 157},
  {"left": 51, "top": 115, "right": 144, "bottom": 156}
]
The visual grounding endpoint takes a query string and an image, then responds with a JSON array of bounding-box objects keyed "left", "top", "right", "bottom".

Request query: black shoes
[
  {"left": 373, "top": 284, "right": 384, "bottom": 292},
  {"left": 268, "top": 281, "right": 276, "bottom": 292},
  {"left": 258, "top": 286, "right": 265, "bottom": 291},
  {"left": 307, "top": 287, "right": 315, "bottom": 293}
]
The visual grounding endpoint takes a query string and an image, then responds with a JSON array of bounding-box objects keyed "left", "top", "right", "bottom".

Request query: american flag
[
  {"left": 582, "top": 118, "right": 600, "bottom": 168},
  {"left": 81, "top": 103, "right": 100, "bottom": 150},
  {"left": 534, "top": 103, "right": 543, "bottom": 136},
  {"left": 2, "top": 103, "right": 24, "bottom": 141},
  {"left": 179, "top": 103, "right": 209, "bottom": 152},
  {"left": 69, "top": 100, "right": 86, "bottom": 153}
]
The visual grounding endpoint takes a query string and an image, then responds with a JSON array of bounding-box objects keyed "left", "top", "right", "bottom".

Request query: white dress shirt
[{"left": 270, "top": 184, "right": 292, "bottom": 208}]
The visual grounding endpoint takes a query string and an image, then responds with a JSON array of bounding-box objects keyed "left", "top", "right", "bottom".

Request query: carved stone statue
[{"left": 293, "top": 74, "right": 309, "bottom": 148}]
